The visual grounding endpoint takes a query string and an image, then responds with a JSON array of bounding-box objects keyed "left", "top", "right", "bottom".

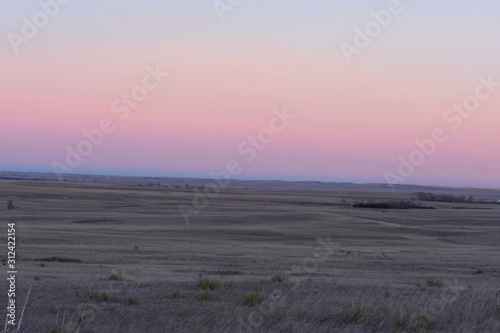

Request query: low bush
[
  {"left": 197, "top": 290, "right": 217, "bottom": 301},
  {"left": 108, "top": 273, "right": 123, "bottom": 281},
  {"left": 196, "top": 278, "right": 221, "bottom": 290},
  {"left": 86, "top": 290, "right": 112, "bottom": 303},
  {"left": 242, "top": 292, "right": 266, "bottom": 306}
]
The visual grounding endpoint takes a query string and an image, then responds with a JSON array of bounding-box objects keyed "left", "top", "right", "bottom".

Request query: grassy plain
[{"left": 1, "top": 172, "right": 499, "bottom": 332}]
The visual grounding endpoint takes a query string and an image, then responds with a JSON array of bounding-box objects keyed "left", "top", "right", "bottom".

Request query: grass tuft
[
  {"left": 395, "top": 310, "right": 412, "bottom": 329},
  {"left": 86, "top": 290, "right": 112, "bottom": 303},
  {"left": 394, "top": 311, "right": 436, "bottom": 330},
  {"left": 425, "top": 278, "right": 444, "bottom": 288},
  {"left": 197, "top": 290, "right": 217, "bottom": 301},
  {"left": 339, "top": 302, "right": 365, "bottom": 325},
  {"left": 196, "top": 278, "right": 221, "bottom": 290},
  {"left": 241, "top": 292, "right": 266, "bottom": 306},
  {"left": 170, "top": 290, "right": 183, "bottom": 299},
  {"left": 108, "top": 273, "right": 123, "bottom": 281}
]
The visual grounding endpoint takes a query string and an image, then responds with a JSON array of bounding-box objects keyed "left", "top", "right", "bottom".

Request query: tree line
[{"left": 415, "top": 192, "right": 474, "bottom": 203}]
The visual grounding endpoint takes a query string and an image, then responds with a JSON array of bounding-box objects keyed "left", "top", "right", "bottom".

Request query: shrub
[
  {"left": 108, "top": 273, "right": 123, "bottom": 281},
  {"left": 197, "top": 290, "right": 217, "bottom": 301},
  {"left": 242, "top": 292, "right": 266, "bottom": 306},
  {"left": 197, "top": 278, "right": 221, "bottom": 290},
  {"left": 425, "top": 278, "right": 444, "bottom": 288},
  {"left": 86, "top": 290, "right": 111, "bottom": 303}
]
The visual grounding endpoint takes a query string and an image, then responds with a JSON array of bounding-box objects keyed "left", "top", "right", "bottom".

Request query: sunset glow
[{"left": 1, "top": 1, "right": 499, "bottom": 187}]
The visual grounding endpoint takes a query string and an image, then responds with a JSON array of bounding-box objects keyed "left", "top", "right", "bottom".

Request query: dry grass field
[{"left": 1, "top": 172, "right": 500, "bottom": 332}]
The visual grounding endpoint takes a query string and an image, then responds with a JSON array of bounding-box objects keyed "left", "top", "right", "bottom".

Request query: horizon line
[{"left": 1, "top": 169, "right": 499, "bottom": 191}]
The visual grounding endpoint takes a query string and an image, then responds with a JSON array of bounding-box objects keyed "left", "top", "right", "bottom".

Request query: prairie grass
[
  {"left": 85, "top": 290, "right": 112, "bottom": 303},
  {"left": 197, "top": 290, "right": 217, "bottom": 301},
  {"left": 196, "top": 278, "right": 221, "bottom": 290},
  {"left": 425, "top": 278, "right": 444, "bottom": 288},
  {"left": 108, "top": 273, "right": 123, "bottom": 281},
  {"left": 339, "top": 301, "right": 365, "bottom": 325},
  {"left": 241, "top": 292, "right": 266, "bottom": 306},
  {"left": 2, "top": 176, "right": 499, "bottom": 332},
  {"left": 7, "top": 255, "right": 500, "bottom": 333},
  {"left": 394, "top": 309, "right": 412, "bottom": 329},
  {"left": 170, "top": 290, "right": 183, "bottom": 299}
]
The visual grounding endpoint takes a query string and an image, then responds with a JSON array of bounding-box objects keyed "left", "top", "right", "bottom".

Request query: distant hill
[{"left": 1, "top": 170, "right": 499, "bottom": 199}]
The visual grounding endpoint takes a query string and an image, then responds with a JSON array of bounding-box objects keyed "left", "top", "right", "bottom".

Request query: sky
[{"left": 0, "top": 0, "right": 499, "bottom": 188}]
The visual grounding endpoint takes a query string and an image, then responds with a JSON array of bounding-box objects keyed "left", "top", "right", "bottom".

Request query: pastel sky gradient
[{"left": 1, "top": 0, "right": 499, "bottom": 187}]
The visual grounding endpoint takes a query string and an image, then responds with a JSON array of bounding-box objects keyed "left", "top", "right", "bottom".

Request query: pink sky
[{"left": 1, "top": 1, "right": 499, "bottom": 187}]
